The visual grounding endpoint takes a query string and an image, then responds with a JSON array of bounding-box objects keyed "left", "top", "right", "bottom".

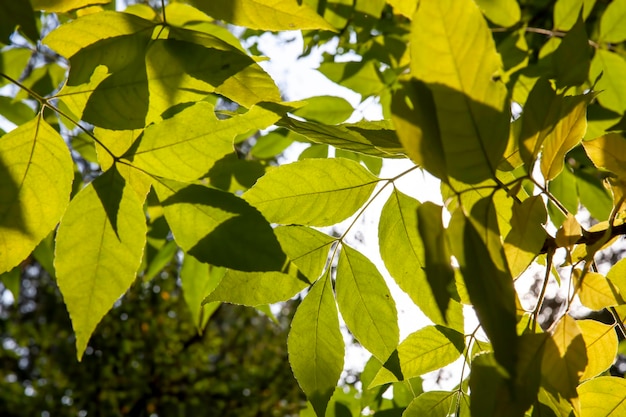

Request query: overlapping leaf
[
  {"left": 409, "top": 0, "right": 510, "bottom": 183},
  {"left": 243, "top": 158, "right": 380, "bottom": 227},
  {"left": 55, "top": 167, "right": 147, "bottom": 359},
  {"left": 579, "top": 376, "right": 626, "bottom": 417},
  {"left": 336, "top": 245, "right": 399, "bottom": 361},
  {"left": 578, "top": 320, "right": 618, "bottom": 381},
  {"left": 154, "top": 179, "right": 287, "bottom": 271},
  {"left": 288, "top": 274, "right": 344, "bottom": 417},
  {"left": 504, "top": 196, "right": 547, "bottom": 278},
  {"left": 599, "top": 0, "right": 626, "bottom": 43},
  {"left": 0, "top": 118, "right": 73, "bottom": 274},
  {"left": 274, "top": 226, "right": 334, "bottom": 282},
  {"left": 590, "top": 50, "right": 626, "bottom": 114},
  {"left": 180, "top": 255, "right": 223, "bottom": 332}
]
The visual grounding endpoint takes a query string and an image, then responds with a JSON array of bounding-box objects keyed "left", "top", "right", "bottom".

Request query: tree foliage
[{"left": 3, "top": 0, "right": 626, "bottom": 416}]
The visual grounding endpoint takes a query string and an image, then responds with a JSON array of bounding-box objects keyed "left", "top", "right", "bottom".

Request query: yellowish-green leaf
[
  {"left": 448, "top": 207, "right": 518, "bottom": 377},
  {"left": 318, "top": 60, "right": 384, "bottom": 98},
  {"left": 553, "top": 0, "right": 595, "bottom": 30},
  {"left": 336, "top": 245, "right": 399, "bottom": 361},
  {"left": 411, "top": 0, "right": 509, "bottom": 183},
  {"left": 474, "top": 0, "right": 521, "bottom": 27},
  {"left": 274, "top": 226, "right": 334, "bottom": 282},
  {"left": 579, "top": 376, "right": 626, "bottom": 417},
  {"left": 55, "top": 167, "right": 147, "bottom": 360},
  {"left": 391, "top": 79, "right": 446, "bottom": 180},
  {"left": 387, "top": 0, "right": 417, "bottom": 18},
  {"left": 0, "top": 119, "right": 73, "bottom": 274},
  {"left": 154, "top": 179, "right": 287, "bottom": 272},
  {"left": 203, "top": 269, "right": 309, "bottom": 306},
  {"left": 578, "top": 319, "right": 618, "bottom": 381},
  {"left": 403, "top": 391, "right": 460, "bottom": 417},
  {"left": 291, "top": 95, "right": 354, "bottom": 125},
  {"left": 540, "top": 94, "right": 590, "bottom": 181},
  {"left": 504, "top": 196, "right": 547, "bottom": 278},
  {"left": 553, "top": 16, "right": 591, "bottom": 89},
  {"left": 607, "top": 258, "right": 626, "bottom": 300},
  {"left": 397, "top": 325, "right": 464, "bottom": 380},
  {"left": 583, "top": 133, "right": 626, "bottom": 178},
  {"left": 187, "top": 0, "right": 336, "bottom": 31},
  {"left": 288, "top": 274, "right": 343, "bottom": 417},
  {"left": 599, "top": 0, "right": 626, "bottom": 43},
  {"left": 31, "top": 0, "right": 109, "bottom": 12},
  {"left": 129, "top": 102, "right": 285, "bottom": 181},
  {"left": 243, "top": 158, "right": 379, "bottom": 227},
  {"left": 541, "top": 315, "right": 586, "bottom": 408},
  {"left": 591, "top": 49, "right": 626, "bottom": 114},
  {"left": 576, "top": 269, "right": 623, "bottom": 310},
  {"left": 378, "top": 189, "right": 463, "bottom": 331},
  {"left": 181, "top": 255, "right": 223, "bottom": 332}
]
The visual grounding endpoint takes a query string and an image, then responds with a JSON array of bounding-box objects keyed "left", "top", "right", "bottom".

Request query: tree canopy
[{"left": 3, "top": 0, "right": 626, "bottom": 416}]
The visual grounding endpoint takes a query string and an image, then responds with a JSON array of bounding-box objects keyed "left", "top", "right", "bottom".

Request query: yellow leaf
[
  {"left": 555, "top": 213, "right": 582, "bottom": 249},
  {"left": 575, "top": 269, "right": 623, "bottom": 310},
  {"left": 583, "top": 133, "right": 626, "bottom": 178},
  {"left": 31, "top": 0, "right": 110, "bottom": 13},
  {"left": 578, "top": 320, "right": 618, "bottom": 381},
  {"left": 0, "top": 119, "right": 73, "bottom": 273},
  {"left": 579, "top": 376, "right": 626, "bottom": 417}
]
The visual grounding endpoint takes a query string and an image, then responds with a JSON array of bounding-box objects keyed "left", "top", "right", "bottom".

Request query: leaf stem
[
  {"left": 160, "top": 0, "right": 167, "bottom": 25},
  {"left": 491, "top": 26, "right": 599, "bottom": 48},
  {"left": 530, "top": 175, "right": 569, "bottom": 215},
  {"left": 532, "top": 247, "right": 555, "bottom": 331}
]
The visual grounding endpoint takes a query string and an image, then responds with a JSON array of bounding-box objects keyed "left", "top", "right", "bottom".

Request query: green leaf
[
  {"left": 129, "top": 102, "right": 284, "bottom": 181},
  {"left": 291, "top": 96, "right": 354, "bottom": 124},
  {"left": 0, "top": 119, "right": 73, "bottom": 274},
  {"left": 396, "top": 325, "right": 464, "bottom": 380},
  {"left": 203, "top": 268, "right": 309, "bottom": 306},
  {"left": 55, "top": 167, "right": 147, "bottom": 360},
  {"left": 547, "top": 166, "right": 578, "bottom": 227},
  {"left": 318, "top": 60, "right": 384, "bottom": 98},
  {"left": 578, "top": 319, "right": 618, "bottom": 381},
  {"left": 187, "top": 0, "right": 336, "bottom": 31},
  {"left": 0, "top": 0, "right": 39, "bottom": 44},
  {"left": 250, "top": 130, "right": 294, "bottom": 160},
  {"left": 288, "top": 274, "right": 344, "bottom": 417},
  {"left": 403, "top": 391, "right": 461, "bottom": 417},
  {"left": 599, "top": 0, "right": 626, "bottom": 43},
  {"left": 336, "top": 245, "right": 399, "bottom": 361},
  {"left": 0, "top": 266, "right": 20, "bottom": 300},
  {"left": 416, "top": 202, "right": 456, "bottom": 324},
  {"left": 411, "top": 0, "right": 510, "bottom": 183},
  {"left": 392, "top": 78, "right": 446, "bottom": 182},
  {"left": 154, "top": 179, "right": 287, "bottom": 272},
  {"left": 575, "top": 168, "right": 612, "bottom": 222},
  {"left": 243, "top": 158, "right": 379, "bottom": 227},
  {"left": 579, "top": 376, "right": 626, "bottom": 417},
  {"left": 590, "top": 50, "right": 626, "bottom": 114},
  {"left": 448, "top": 206, "right": 518, "bottom": 377},
  {"left": 31, "top": 0, "right": 110, "bottom": 12},
  {"left": 553, "top": 16, "right": 590, "bottom": 89},
  {"left": 504, "top": 196, "right": 547, "bottom": 278},
  {"left": 378, "top": 189, "right": 463, "bottom": 331},
  {"left": 280, "top": 117, "right": 405, "bottom": 158},
  {"left": 143, "top": 239, "right": 177, "bottom": 281},
  {"left": 181, "top": 255, "right": 224, "bottom": 332},
  {"left": 474, "top": 0, "right": 521, "bottom": 27},
  {"left": 540, "top": 93, "right": 590, "bottom": 181},
  {"left": 274, "top": 226, "right": 334, "bottom": 282},
  {"left": 541, "top": 315, "right": 587, "bottom": 406}
]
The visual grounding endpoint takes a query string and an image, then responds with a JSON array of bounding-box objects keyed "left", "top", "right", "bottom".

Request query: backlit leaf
[
  {"left": 291, "top": 96, "right": 354, "bottom": 124},
  {"left": 579, "top": 376, "right": 626, "bottom": 417},
  {"left": 553, "top": 16, "right": 591, "bottom": 89},
  {"left": 553, "top": 0, "right": 594, "bottom": 31},
  {"left": 576, "top": 270, "right": 622, "bottom": 310},
  {"left": 578, "top": 319, "right": 618, "bottom": 381},
  {"left": 541, "top": 315, "right": 586, "bottom": 407},
  {"left": 288, "top": 274, "right": 344, "bottom": 417},
  {"left": 474, "top": 0, "right": 521, "bottom": 27},
  {"left": 154, "top": 179, "right": 287, "bottom": 272},
  {"left": 274, "top": 226, "right": 334, "bottom": 282},
  {"left": 31, "top": 0, "right": 110, "bottom": 12},
  {"left": 378, "top": 189, "right": 463, "bottom": 331},
  {"left": 243, "top": 158, "right": 379, "bottom": 227},
  {"left": 203, "top": 269, "right": 309, "bottom": 306},
  {"left": 187, "top": 0, "right": 336, "bottom": 31},
  {"left": 540, "top": 93, "right": 590, "bottom": 181},
  {"left": 336, "top": 245, "right": 399, "bottom": 361},
  {"left": 0, "top": 118, "right": 73, "bottom": 274},
  {"left": 599, "top": 0, "right": 626, "bottom": 43},
  {"left": 448, "top": 207, "right": 518, "bottom": 376},
  {"left": 180, "top": 255, "right": 224, "bottom": 332},
  {"left": 590, "top": 50, "right": 626, "bottom": 114},
  {"left": 583, "top": 133, "right": 626, "bottom": 178},
  {"left": 403, "top": 391, "right": 459, "bottom": 417},
  {"left": 55, "top": 167, "right": 147, "bottom": 360},
  {"left": 504, "top": 196, "right": 547, "bottom": 278},
  {"left": 411, "top": 0, "right": 510, "bottom": 183}
]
